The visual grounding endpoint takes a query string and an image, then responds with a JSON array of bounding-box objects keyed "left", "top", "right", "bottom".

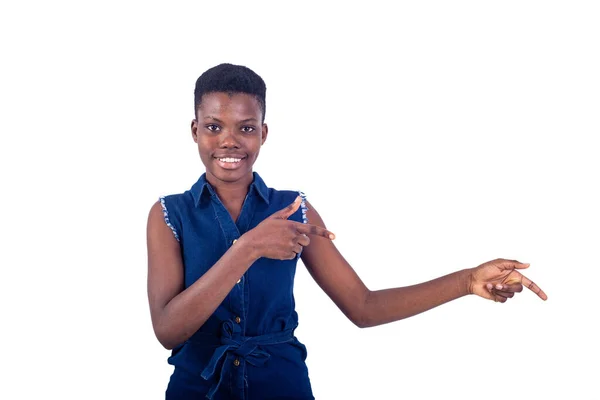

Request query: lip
[{"left": 214, "top": 154, "right": 247, "bottom": 159}]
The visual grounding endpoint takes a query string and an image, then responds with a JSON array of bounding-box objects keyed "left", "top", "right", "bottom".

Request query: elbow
[
  {"left": 348, "top": 290, "right": 373, "bottom": 329},
  {"left": 154, "top": 324, "right": 182, "bottom": 351},
  {"left": 155, "top": 320, "right": 203, "bottom": 350},
  {"left": 352, "top": 318, "right": 370, "bottom": 329},
  {"left": 351, "top": 313, "right": 375, "bottom": 329},
  {"left": 159, "top": 338, "right": 177, "bottom": 351},
  {"left": 155, "top": 330, "right": 175, "bottom": 350},
  {"left": 157, "top": 335, "right": 183, "bottom": 351}
]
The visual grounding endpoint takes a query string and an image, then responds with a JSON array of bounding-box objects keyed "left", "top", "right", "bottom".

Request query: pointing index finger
[
  {"left": 295, "top": 222, "right": 335, "bottom": 240},
  {"left": 520, "top": 274, "right": 548, "bottom": 301}
]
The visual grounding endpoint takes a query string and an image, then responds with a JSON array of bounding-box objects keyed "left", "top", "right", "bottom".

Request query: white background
[{"left": 1, "top": 1, "right": 598, "bottom": 399}]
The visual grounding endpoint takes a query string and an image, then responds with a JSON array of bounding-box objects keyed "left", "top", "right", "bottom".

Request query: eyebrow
[
  {"left": 203, "top": 116, "right": 258, "bottom": 124},
  {"left": 204, "top": 116, "right": 224, "bottom": 123},
  {"left": 239, "top": 118, "right": 258, "bottom": 123}
]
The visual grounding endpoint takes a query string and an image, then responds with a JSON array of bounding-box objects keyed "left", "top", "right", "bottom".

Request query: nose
[{"left": 219, "top": 129, "right": 240, "bottom": 149}]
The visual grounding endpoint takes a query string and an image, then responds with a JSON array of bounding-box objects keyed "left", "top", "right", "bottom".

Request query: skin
[{"left": 147, "top": 92, "right": 548, "bottom": 349}]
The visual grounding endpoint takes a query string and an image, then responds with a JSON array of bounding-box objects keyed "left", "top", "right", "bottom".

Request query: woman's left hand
[{"left": 469, "top": 258, "right": 548, "bottom": 302}]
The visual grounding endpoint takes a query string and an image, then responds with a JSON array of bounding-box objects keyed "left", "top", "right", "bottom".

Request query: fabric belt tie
[{"left": 198, "top": 320, "right": 295, "bottom": 399}]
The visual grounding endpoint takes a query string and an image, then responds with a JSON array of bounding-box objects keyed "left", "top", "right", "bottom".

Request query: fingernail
[
  {"left": 486, "top": 283, "right": 493, "bottom": 290},
  {"left": 496, "top": 284, "right": 503, "bottom": 290},
  {"left": 329, "top": 233, "right": 335, "bottom": 240}
]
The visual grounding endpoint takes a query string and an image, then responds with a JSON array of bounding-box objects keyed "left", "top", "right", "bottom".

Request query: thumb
[
  {"left": 513, "top": 261, "right": 530, "bottom": 270},
  {"left": 500, "top": 259, "right": 530, "bottom": 270},
  {"left": 271, "top": 196, "right": 302, "bottom": 220}
]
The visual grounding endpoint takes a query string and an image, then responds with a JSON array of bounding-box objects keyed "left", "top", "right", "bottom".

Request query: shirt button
[
  {"left": 237, "top": 277, "right": 242, "bottom": 284},
  {"left": 233, "top": 359, "right": 240, "bottom": 367},
  {"left": 235, "top": 316, "right": 241, "bottom": 324},
  {"left": 232, "top": 239, "right": 238, "bottom": 245}
]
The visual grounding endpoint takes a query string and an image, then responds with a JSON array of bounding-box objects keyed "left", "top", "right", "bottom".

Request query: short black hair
[{"left": 194, "top": 63, "right": 267, "bottom": 122}]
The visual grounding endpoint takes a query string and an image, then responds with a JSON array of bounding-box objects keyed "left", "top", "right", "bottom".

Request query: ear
[
  {"left": 191, "top": 119, "right": 198, "bottom": 143},
  {"left": 261, "top": 123, "right": 268, "bottom": 145}
]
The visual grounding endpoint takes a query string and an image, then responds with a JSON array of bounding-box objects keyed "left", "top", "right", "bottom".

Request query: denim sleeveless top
[{"left": 159, "top": 172, "right": 314, "bottom": 400}]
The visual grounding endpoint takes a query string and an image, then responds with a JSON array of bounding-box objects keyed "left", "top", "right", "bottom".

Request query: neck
[{"left": 205, "top": 171, "right": 254, "bottom": 202}]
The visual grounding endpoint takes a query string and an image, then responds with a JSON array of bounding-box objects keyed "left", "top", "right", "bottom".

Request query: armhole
[
  {"left": 159, "top": 196, "right": 180, "bottom": 242},
  {"left": 298, "top": 191, "right": 308, "bottom": 224},
  {"left": 297, "top": 191, "right": 308, "bottom": 259}
]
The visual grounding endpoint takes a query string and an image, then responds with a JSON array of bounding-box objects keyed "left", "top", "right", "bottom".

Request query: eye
[
  {"left": 241, "top": 126, "right": 255, "bottom": 133},
  {"left": 206, "top": 124, "right": 220, "bottom": 132}
]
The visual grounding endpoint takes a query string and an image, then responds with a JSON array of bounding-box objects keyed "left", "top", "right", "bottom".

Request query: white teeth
[{"left": 218, "top": 157, "right": 242, "bottom": 163}]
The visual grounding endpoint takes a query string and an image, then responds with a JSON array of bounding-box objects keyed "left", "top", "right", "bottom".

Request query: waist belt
[{"left": 194, "top": 320, "right": 295, "bottom": 399}]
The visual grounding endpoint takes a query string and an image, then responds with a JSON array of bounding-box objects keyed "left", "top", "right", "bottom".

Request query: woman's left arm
[{"left": 300, "top": 201, "right": 547, "bottom": 328}]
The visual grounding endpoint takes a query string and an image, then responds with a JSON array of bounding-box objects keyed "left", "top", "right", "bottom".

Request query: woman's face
[{"left": 192, "top": 92, "right": 268, "bottom": 186}]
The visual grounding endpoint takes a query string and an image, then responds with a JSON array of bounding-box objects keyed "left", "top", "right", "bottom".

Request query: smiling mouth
[{"left": 214, "top": 156, "right": 247, "bottom": 170}]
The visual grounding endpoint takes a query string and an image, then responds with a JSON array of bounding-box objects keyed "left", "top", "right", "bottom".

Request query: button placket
[{"left": 211, "top": 192, "right": 252, "bottom": 340}]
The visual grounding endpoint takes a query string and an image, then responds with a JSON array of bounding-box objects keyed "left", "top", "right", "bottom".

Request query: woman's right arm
[{"left": 146, "top": 201, "right": 257, "bottom": 350}]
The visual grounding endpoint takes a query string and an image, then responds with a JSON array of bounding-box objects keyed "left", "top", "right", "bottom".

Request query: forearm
[
  {"left": 359, "top": 268, "right": 472, "bottom": 328},
  {"left": 155, "top": 238, "right": 257, "bottom": 349}
]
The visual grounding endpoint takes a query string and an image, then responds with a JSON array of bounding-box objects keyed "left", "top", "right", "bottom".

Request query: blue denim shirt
[{"left": 159, "top": 172, "right": 314, "bottom": 400}]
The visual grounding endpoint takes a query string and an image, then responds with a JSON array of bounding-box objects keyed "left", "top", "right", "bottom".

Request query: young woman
[{"left": 147, "top": 63, "right": 547, "bottom": 400}]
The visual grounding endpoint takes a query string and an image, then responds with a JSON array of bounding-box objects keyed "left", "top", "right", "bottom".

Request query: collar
[{"left": 190, "top": 172, "right": 270, "bottom": 207}]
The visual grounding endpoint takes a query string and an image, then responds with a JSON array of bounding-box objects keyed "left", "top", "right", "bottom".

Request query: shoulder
[
  {"left": 159, "top": 173, "right": 207, "bottom": 210},
  {"left": 159, "top": 190, "right": 193, "bottom": 206},
  {"left": 263, "top": 178, "right": 319, "bottom": 227},
  {"left": 266, "top": 187, "right": 309, "bottom": 224},
  {"left": 157, "top": 189, "right": 196, "bottom": 219},
  {"left": 264, "top": 184, "right": 304, "bottom": 204},
  {"left": 149, "top": 190, "right": 194, "bottom": 243}
]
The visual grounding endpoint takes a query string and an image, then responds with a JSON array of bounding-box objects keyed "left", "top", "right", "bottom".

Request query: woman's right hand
[{"left": 240, "top": 196, "right": 335, "bottom": 260}]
